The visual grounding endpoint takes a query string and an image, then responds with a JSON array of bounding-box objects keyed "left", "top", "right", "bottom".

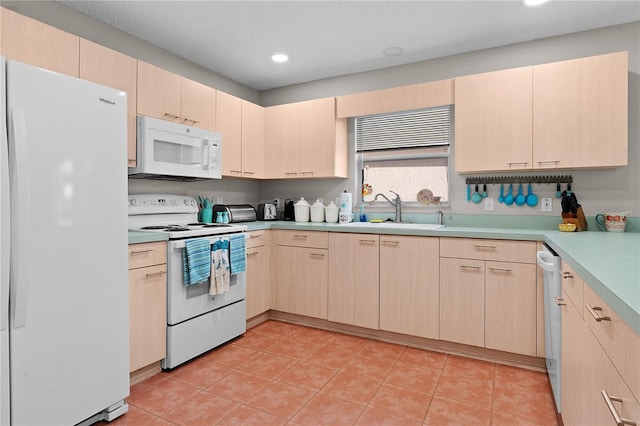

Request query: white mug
[{"left": 339, "top": 211, "right": 354, "bottom": 224}]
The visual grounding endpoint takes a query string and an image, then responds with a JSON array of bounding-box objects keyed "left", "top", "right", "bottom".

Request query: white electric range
[{"left": 128, "top": 194, "right": 248, "bottom": 369}]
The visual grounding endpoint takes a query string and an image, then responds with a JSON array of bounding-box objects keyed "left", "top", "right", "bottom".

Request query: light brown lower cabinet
[
  {"left": 128, "top": 242, "right": 167, "bottom": 373},
  {"left": 246, "top": 231, "right": 271, "bottom": 319},
  {"left": 328, "top": 233, "right": 379, "bottom": 329},
  {"left": 275, "top": 235, "right": 328, "bottom": 319},
  {"left": 379, "top": 235, "right": 439, "bottom": 339}
]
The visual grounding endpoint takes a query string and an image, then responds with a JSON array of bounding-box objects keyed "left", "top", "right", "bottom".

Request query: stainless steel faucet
[
  {"left": 437, "top": 210, "right": 444, "bottom": 225},
  {"left": 373, "top": 190, "right": 402, "bottom": 222}
]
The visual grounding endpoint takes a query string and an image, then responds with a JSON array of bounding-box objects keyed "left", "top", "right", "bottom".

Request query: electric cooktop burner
[{"left": 203, "top": 224, "right": 232, "bottom": 228}]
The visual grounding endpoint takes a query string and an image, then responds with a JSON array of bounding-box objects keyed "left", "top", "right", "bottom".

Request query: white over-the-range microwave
[{"left": 128, "top": 115, "right": 222, "bottom": 181}]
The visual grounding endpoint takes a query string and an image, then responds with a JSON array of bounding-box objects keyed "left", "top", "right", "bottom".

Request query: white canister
[
  {"left": 340, "top": 191, "right": 353, "bottom": 213},
  {"left": 325, "top": 201, "right": 339, "bottom": 223},
  {"left": 310, "top": 199, "right": 325, "bottom": 223},
  {"left": 294, "top": 197, "right": 310, "bottom": 222}
]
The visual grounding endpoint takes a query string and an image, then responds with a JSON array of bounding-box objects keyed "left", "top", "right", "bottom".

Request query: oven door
[{"left": 166, "top": 235, "right": 246, "bottom": 325}]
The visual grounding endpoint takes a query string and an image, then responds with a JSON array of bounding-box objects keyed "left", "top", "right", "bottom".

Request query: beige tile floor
[{"left": 108, "top": 320, "right": 559, "bottom": 425}]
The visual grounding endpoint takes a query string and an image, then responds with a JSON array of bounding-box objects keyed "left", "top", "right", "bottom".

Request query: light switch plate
[
  {"left": 541, "top": 198, "right": 552, "bottom": 212},
  {"left": 484, "top": 197, "right": 494, "bottom": 211}
]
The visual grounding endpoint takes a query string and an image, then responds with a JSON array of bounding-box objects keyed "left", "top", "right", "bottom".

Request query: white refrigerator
[{"left": 0, "top": 58, "right": 130, "bottom": 425}]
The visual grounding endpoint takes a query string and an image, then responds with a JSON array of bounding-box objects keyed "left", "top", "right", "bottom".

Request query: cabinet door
[
  {"left": 485, "top": 261, "right": 537, "bottom": 356},
  {"left": 439, "top": 258, "right": 484, "bottom": 347},
  {"left": 276, "top": 246, "right": 327, "bottom": 319},
  {"left": 129, "top": 264, "right": 167, "bottom": 372},
  {"left": 561, "top": 290, "right": 587, "bottom": 426},
  {"left": 533, "top": 51, "right": 628, "bottom": 169},
  {"left": 79, "top": 39, "right": 137, "bottom": 167},
  {"left": 137, "top": 60, "right": 181, "bottom": 121},
  {"left": 380, "top": 236, "right": 439, "bottom": 339},
  {"left": 241, "top": 100, "right": 265, "bottom": 178},
  {"left": 265, "top": 103, "right": 299, "bottom": 178},
  {"left": 246, "top": 245, "right": 269, "bottom": 319},
  {"left": 328, "top": 233, "right": 379, "bottom": 329},
  {"left": 455, "top": 66, "right": 533, "bottom": 173},
  {"left": 0, "top": 8, "right": 79, "bottom": 77},
  {"left": 216, "top": 91, "right": 243, "bottom": 177},
  {"left": 298, "top": 97, "right": 336, "bottom": 178},
  {"left": 181, "top": 78, "right": 216, "bottom": 131}
]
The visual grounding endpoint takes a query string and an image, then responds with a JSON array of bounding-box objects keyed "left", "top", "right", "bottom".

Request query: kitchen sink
[{"left": 339, "top": 222, "right": 444, "bottom": 230}]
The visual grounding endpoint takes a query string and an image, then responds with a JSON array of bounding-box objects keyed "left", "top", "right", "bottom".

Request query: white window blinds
[{"left": 356, "top": 105, "right": 452, "bottom": 152}]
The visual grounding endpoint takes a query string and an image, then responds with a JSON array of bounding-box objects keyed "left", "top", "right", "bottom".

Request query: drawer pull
[
  {"left": 230, "top": 169, "right": 242, "bottom": 174},
  {"left": 554, "top": 297, "right": 567, "bottom": 306},
  {"left": 182, "top": 117, "right": 198, "bottom": 126},
  {"left": 488, "top": 267, "right": 512, "bottom": 272},
  {"left": 310, "top": 252, "right": 325, "bottom": 258},
  {"left": 562, "top": 271, "right": 574, "bottom": 279},
  {"left": 602, "top": 390, "right": 636, "bottom": 426},
  {"left": 131, "top": 249, "right": 154, "bottom": 255},
  {"left": 247, "top": 251, "right": 259, "bottom": 256},
  {"left": 249, "top": 234, "right": 261, "bottom": 239},
  {"left": 145, "top": 271, "right": 166, "bottom": 279},
  {"left": 381, "top": 240, "right": 399, "bottom": 245},
  {"left": 586, "top": 305, "right": 611, "bottom": 322},
  {"left": 359, "top": 239, "right": 377, "bottom": 244},
  {"left": 507, "top": 161, "right": 529, "bottom": 166},
  {"left": 473, "top": 244, "right": 496, "bottom": 249},
  {"left": 163, "top": 112, "right": 180, "bottom": 120},
  {"left": 537, "top": 160, "right": 560, "bottom": 165},
  {"left": 460, "top": 265, "right": 482, "bottom": 270},
  {"left": 293, "top": 234, "right": 308, "bottom": 239}
]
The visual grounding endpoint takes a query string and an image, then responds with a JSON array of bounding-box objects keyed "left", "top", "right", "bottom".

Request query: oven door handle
[{"left": 168, "top": 236, "right": 228, "bottom": 252}]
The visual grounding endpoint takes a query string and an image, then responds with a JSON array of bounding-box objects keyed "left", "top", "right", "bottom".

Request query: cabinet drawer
[
  {"left": 246, "top": 230, "right": 268, "bottom": 248},
  {"left": 128, "top": 241, "right": 167, "bottom": 269},
  {"left": 440, "top": 237, "right": 536, "bottom": 263},
  {"left": 276, "top": 230, "right": 328, "bottom": 248},
  {"left": 583, "top": 284, "right": 640, "bottom": 403},
  {"left": 561, "top": 261, "right": 583, "bottom": 317}
]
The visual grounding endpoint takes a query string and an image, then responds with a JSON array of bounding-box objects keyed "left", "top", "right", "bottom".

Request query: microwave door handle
[{"left": 201, "top": 139, "right": 210, "bottom": 170}]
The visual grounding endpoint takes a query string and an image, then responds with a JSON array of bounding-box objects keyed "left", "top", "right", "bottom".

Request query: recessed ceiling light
[
  {"left": 383, "top": 47, "right": 404, "bottom": 57},
  {"left": 524, "top": 0, "right": 549, "bottom": 6},
  {"left": 271, "top": 53, "right": 289, "bottom": 63}
]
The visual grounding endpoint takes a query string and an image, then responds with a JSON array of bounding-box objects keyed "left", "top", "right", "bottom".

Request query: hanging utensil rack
[{"left": 464, "top": 175, "right": 573, "bottom": 185}]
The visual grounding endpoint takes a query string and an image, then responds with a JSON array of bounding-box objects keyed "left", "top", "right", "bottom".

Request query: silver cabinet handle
[
  {"left": 247, "top": 251, "right": 259, "bottom": 256},
  {"left": 229, "top": 170, "right": 242, "bottom": 174},
  {"left": 537, "top": 160, "right": 560, "bottom": 165},
  {"left": 460, "top": 265, "right": 482, "bottom": 270},
  {"left": 249, "top": 234, "right": 262, "bottom": 239},
  {"left": 293, "top": 234, "right": 308, "bottom": 239},
  {"left": 473, "top": 244, "right": 496, "bottom": 249},
  {"left": 555, "top": 297, "right": 567, "bottom": 306},
  {"left": 163, "top": 112, "right": 180, "bottom": 120},
  {"left": 586, "top": 305, "right": 611, "bottom": 322},
  {"left": 602, "top": 390, "right": 637, "bottom": 426},
  {"left": 381, "top": 240, "right": 399, "bottom": 245},
  {"left": 310, "top": 252, "right": 325, "bottom": 258},
  {"left": 182, "top": 117, "right": 198, "bottom": 125},
  {"left": 131, "top": 249, "right": 153, "bottom": 255},
  {"left": 507, "top": 161, "right": 529, "bottom": 166},
  {"left": 562, "top": 271, "right": 574, "bottom": 279},
  {"left": 488, "top": 267, "right": 512, "bottom": 272},
  {"left": 145, "top": 271, "right": 166, "bottom": 279},
  {"left": 358, "top": 239, "right": 377, "bottom": 244}
]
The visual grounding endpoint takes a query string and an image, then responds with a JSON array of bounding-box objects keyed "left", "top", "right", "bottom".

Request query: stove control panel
[{"left": 128, "top": 194, "right": 199, "bottom": 215}]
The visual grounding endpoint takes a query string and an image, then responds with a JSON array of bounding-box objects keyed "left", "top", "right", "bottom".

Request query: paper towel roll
[{"left": 340, "top": 192, "right": 352, "bottom": 214}]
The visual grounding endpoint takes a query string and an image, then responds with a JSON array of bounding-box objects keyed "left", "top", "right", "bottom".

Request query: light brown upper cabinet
[
  {"left": 79, "top": 40, "right": 137, "bottom": 167},
  {"left": 216, "top": 91, "right": 242, "bottom": 177},
  {"left": 454, "top": 66, "right": 533, "bottom": 173},
  {"left": 533, "top": 51, "right": 628, "bottom": 169},
  {"left": 265, "top": 97, "right": 347, "bottom": 179},
  {"left": 241, "top": 100, "right": 265, "bottom": 178},
  {"left": 455, "top": 51, "right": 628, "bottom": 173},
  {"left": 137, "top": 60, "right": 216, "bottom": 131},
  {"left": 336, "top": 79, "right": 454, "bottom": 118},
  {"left": 0, "top": 7, "right": 79, "bottom": 77}
]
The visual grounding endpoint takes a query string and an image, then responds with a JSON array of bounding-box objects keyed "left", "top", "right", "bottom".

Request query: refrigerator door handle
[
  {"left": 0, "top": 95, "right": 8, "bottom": 332},
  {"left": 8, "top": 108, "right": 30, "bottom": 328}
]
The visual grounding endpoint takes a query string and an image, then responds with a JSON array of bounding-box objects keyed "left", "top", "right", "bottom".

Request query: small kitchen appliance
[
  {"left": 257, "top": 203, "right": 277, "bottom": 220},
  {"left": 212, "top": 204, "right": 257, "bottom": 223},
  {"left": 128, "top": 194, "right": 248, "bottom": 369},
  {"left": 283, "top": 199, "right": 295, "bottom": 221}
]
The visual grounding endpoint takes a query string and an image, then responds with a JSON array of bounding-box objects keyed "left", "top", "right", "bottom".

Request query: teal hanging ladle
[
  {"left": 498, "top": 184, "right": 505, "bottom": 203},
  {"left": 504, "top": 184, "right": 515, "bottom": 205},
  {"left": 526, "top": 184, "right": 539, "bottom": 207}
]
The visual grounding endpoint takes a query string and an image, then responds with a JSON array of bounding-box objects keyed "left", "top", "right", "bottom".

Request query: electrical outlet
[
  {"left": 217, "top": 197, "right": 223, "bottom": 204},
  {"left": 484, "top": 197, "right": 494, "bottom": 211},
  {"left": 273, "top": 198, "right": 280, "bottom": 208},
  {"left": 541, "top": 198, "right": 552, "bottom": 212}
]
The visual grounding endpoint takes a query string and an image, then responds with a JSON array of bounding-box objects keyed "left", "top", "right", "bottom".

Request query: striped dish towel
[
  {"left": 182, "top": 238, "right": 211, "bottom": 286},
  {"left": 229, "top": 233, "right": 246, "bottom": 274}
]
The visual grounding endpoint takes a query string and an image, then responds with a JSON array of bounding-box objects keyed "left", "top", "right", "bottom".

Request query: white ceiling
[{"left": 58, "top": 1, "right": 639, "bottom": 91}]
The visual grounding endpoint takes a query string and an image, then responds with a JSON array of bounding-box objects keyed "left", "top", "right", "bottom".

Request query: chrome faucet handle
[{"left": 389, "top": 190, "right": 401, "bottom": 200}]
